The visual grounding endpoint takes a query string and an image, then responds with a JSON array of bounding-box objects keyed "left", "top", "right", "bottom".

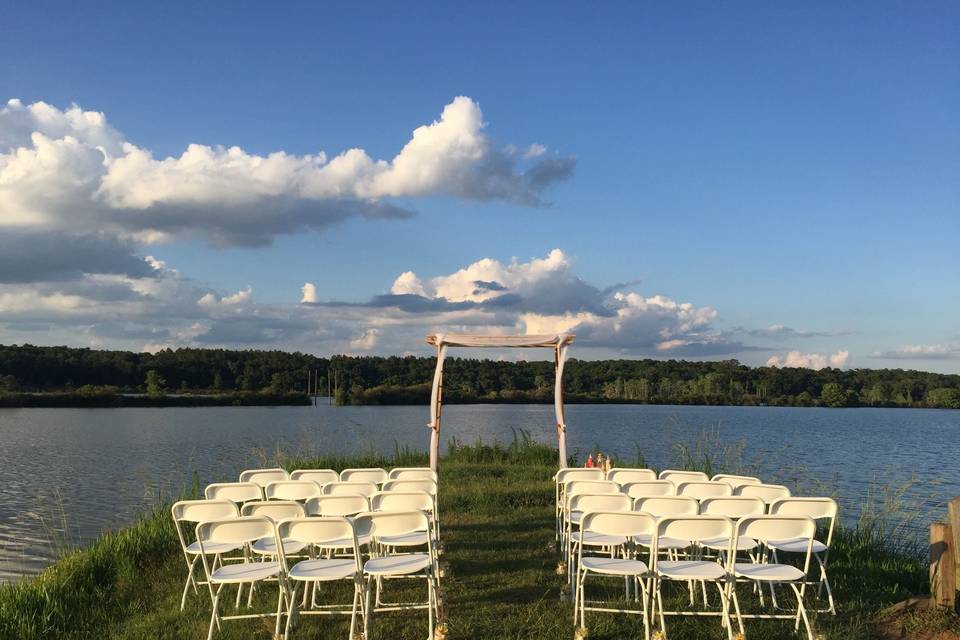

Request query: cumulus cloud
[
  {"left": 766, "top": 350, "right": 850, "bottom": 370},
  {"left": 349, "top": 329, "right": 380, "bottom": 351},
  {"left": 301, "top": 282, "right": 318, "bottom": 303},
  {"left": 0, "top": 97, "right": 574, "bottom": 247},
  {"left": 871, "top": 344, "right": 960, "bottom": 360}
]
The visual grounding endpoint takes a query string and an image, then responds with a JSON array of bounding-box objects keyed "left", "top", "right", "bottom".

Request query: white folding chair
[
  {"left": 205, "top": 482, "right": 263, "bottom": 503},
  {"left": 554, "top": 468, "right": 605, "bottom": 541},
  {"left": 606, "top": 468, "right": 657, "bottom": 484},
  {"left": 562, "top": 481, "right": 620, "bottom": 551},
  {"left": 340, "top": 468, "right": 389, "bottom": 486},
  {"left": 573, "top": 511, "right": 655, "bottom": 639},
  {"left": 388, "top": 467, "right": 438, "bottom": 482},
  {"left": 382, "top": 479, "right": 439, "bottom": 536},
  {"left": 239, "top": 468, "right": 290, "bottom": 487},
  {"left": 196, "top": 516, "right": 288, "bottom": 640},
  {"left": 370, "top": 491, "right": 438, "bottom": 579},
  {"left": 735, "top": 483, "right": 791, "bottom": 507},
  {"left": 354, "top": 511, "right": 439, "bottom": 639},
  {"left": 241, "top": 501, "right": 308, "bottom": 558},
  {"left": 278, "top": 517, "right": 363, "bottom": 640},
  {"left": 698, "top": 497, "right": 766, "bottom": 558},
  {"left": 565, "top": 493, "right": 632, "bottom": 587},
  {"left": 676, "top": 481, "right": 734, "bottom": 501},
  {"left": 711, "top": 473, "right": 762, "bottom": 490},
  {"left": 632, "top": 496, "right": 698, "bottom": 555},
  {"left": 289, "top": 469, "right": 339, "bottom": 486},
  {"left": 306, "top": 495, "right": 369, "bottom": 518},
  {"left": 650, "top": 515, "right": 736, "bottom": 639},
  {"left": 265, "top": 481, "right": 324, "bottom": 502},
  {"left": 658, "top": 469, "right": 709, "bottom": 484},
  {"left": 322, "top": 481, "right": 379, "bottom": 498},
  {"left": 729, "top": 515, "right": 818, "bottom": 640},
  {"left": 171, "top": 499, "right": 240, "bottom": 611},
  {"left": 769, "top": 497, "right": 839, "bottom": 615},
  {"left": 620, "top": 480, "right": 676, "bottom": 499}
]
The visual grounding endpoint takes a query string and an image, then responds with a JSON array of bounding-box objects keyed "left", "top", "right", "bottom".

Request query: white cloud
[
  {"left": 871, "top": 343, "right": 960, "bottom": 360},
  {"left": 198, "top": 286, "right": 252, "bottom": 308},
  {"left": 349, "top": 328, "right": 380, "bottom": 351},
  {"left": 301, "top": 282, "right": 318, "bottom": 303},
  {"left": 0, "top": 97, "right": 574, "bottom": 246},
  {"left": 766, "top": 350, "right": 850, "bottom": 370},
  {"left": 390, "top": 271, "right": 427, "bottom": 296}
]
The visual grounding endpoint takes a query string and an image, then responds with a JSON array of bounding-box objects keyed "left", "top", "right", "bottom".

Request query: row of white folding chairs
[
  {"left": 563, "top": 494, "right": 838, "bottom": 617},
  {"left": 205, "top": 478, "right": 438, "bottom": 503},
  {"left": 572, "top": 510, "right": 823, "bottom": 640},
  {"left": 174, "top": 508, "right": 440, "bottom": 640},
  {"left": 172, "top": 495, "right": 442, "bottom": 630},
  {"left": 238, "top": 466, "right": 437, "bottom": 488}
]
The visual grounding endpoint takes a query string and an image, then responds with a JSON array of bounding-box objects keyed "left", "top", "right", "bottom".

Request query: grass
[{"left": 0, "top": 431, "right": 945, "bottom": 640}]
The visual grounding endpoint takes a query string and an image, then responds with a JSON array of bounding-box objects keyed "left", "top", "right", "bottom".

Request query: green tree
[
  {"left": 145, "top": 370, "right": 166, "bottom": 398},
  {"left": 0, "top": 374, "right": 19, "bottom": 392},
  {"left": 926, "top": 388, "right": 960, "bottom": 409},
  {"left": 820, "top": 382, "right": 847, "bottom": 408},
  {"left": 212, "top": 370, "right": 224, "bottom": 391}
]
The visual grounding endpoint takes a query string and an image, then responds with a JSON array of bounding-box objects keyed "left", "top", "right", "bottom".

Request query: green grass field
[{"left": 0, "top": 435, "right": 945, "bottom": 640}]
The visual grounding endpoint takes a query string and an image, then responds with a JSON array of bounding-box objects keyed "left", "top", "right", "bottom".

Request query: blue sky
[{"left": 0, "top": 2, "right": 957, "bottom": 371}]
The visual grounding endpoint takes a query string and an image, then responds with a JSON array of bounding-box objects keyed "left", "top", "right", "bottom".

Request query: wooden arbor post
[{"left": 930, "top": 496, "right": 960, "bottom": 610}]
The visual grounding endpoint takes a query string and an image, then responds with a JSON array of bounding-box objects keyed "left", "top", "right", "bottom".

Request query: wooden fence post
[
  {"left": 930, "top": 521, "right": 956, "bottom": 610},
  {"left": 950, "top": 497, "right": 960, "bottom": 587}
]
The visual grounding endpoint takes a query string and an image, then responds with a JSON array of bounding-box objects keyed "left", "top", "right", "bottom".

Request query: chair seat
[
  {"left": 701, "top": 536, "right": 758, "bottom": 552},
  {"left": 571, "top": 531, "right": 626, "bottom": 547},
  {"left": 379, "top": 532, "right": 430, "bottom": 547},
  {"left": 580, "top": 556, "right": 648, "bottom": 576},
  {"left": 767, "top": 537, "right": 828, "bottom": 554},
  {"left": 364, "top": 553, "right": 432, "bottom": 576},
  {"left": 657, "top": 560, "right": 726, "bottom": 580},
  {"left": 186, "top": 540, "right": 241, "bottom": 555},
  {"left": 633, "top": 534, "right": 690, "bottom": 550},
  {"left": 734, "top": 562, "right": 805, "bottom": 582},
  {"left": 210, "top": 561, "right": 282, "bottom": 583},
  {"left": 251, "top": 536, "right": 308, "bottom": 555},
  {"left": 288, "top": 558, "right": 358, "bottom": 582}
]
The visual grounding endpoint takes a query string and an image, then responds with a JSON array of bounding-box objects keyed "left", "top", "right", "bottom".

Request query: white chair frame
[{"left": 171, "top": 499, "right": 240, "bottom": 611}]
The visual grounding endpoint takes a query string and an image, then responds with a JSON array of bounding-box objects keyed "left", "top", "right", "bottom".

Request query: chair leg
[
  {"left": 349, "top": 579, "right": 360, "bottom": 640},
  {"left": 285, "top": 583, "right": 299, "bottom": 640},
  {"left": 729, "top": 583, "right": 745, "bottom": 637},
  {"left": 816, "top": 552, "right": 836, "bottom": 615},
  {"left": 578, "top": 571, "right": 587, "bottom": 629},
  {"left": 206, "top": 587, "right": 221, "bottom": 640},
  {"left": 790, "top": 582, "right": 815, "bottom": 640},
  {"left": 180, "top": 557, "right": 198, "bottom": 611},
  {"left": 363, "top": 577, "right": 373, "bottom": 639},
  {"left": 427, "top": 574, "right": 435, "bottom": 640},
  {"left": 275, "top": 579, "right": 286, "bottom": 639}
]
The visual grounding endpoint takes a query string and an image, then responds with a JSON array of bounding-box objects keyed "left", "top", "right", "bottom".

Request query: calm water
[{"left": 1, "top": 404, "right": 958, "bottom": 581}]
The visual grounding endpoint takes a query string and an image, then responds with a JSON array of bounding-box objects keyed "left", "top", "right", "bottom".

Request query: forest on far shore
[{"left": 0, "top": 343, "right": 958, "bottom": 409}]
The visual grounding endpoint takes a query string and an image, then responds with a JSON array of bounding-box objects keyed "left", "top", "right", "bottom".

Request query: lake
[{"left": 1, "top": 403, "right": 958, "bottom": 582}]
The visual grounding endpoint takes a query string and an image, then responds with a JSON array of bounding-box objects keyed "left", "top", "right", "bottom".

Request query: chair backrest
[
  {"left": 658, "top": 469, "right": 709, "bottom": 484},
  {"left": 381, "top": 479, "right": 437, "bottom": 496},
  {"left": 655, "top": 516, "right": 734, "bottom": 565},
  {"left": 769, "top": 497, "right": 838, "bottom": 544},
  {"left": 581, "top": 510, "right": 656, "bottom": 539},
  {"left": 735, "top": 515, "right": 817, "bottom": 576},
  {"left": 322, "top": 481, "right": 379, "bottom": 497},
  {"left": 240, "top": 500, "right": 305, "bottom": 521},
  {"left": 698, "top": 497, "right": 767, "bottom": 519},
  {"left": 388, "top": 467, "right": 438, "bottom": 482},
  {"left": 620, "top": 480, "right": 676, "bottom": 499},
  {"left": 278, "top": 517, "right": 361, "bottom": 566},
  {"left": 569, "top": 493, "right": 631, "bottom": 514},
  {"left": 198, "top": 515, "right": 277, "bottom": 547},
  {"left": 204, "top": 482, "right": 263, "bottom": 503},
  {"left": 676, "top": 481, "right": 734, "bottom": 500},
  {"left": 354, "top": 510, "right": 430, "bottom": 540},
  {"left": 555, "top": 467, "right": 605, "bottom": 484},
  {"left": 711, "top": 473, "right": 762, "bottom": 490},
  {"left": 173, "top": 499, "right": 239, "bottom": 524},
  {"left": 606, "top": 468, "right": 657, "bottom": 484},
  {"left": 306, "top": 494, "right": 369, "bottom": 517},
  {"left": 264, "top": 480, "right": 324, "bottom": 502},
  {"left": 239, "top": 468, "right": 290, "bottom": 487},
  {"left": 735, "top": 483, "right": 791, "bottom": 504},
  {"left": 289, "top": 469, "right": 339, "bottom": 485},
  {"left": 634, "top": 496, "right": 699, "bottom": 517},
  {"left": 339, "top": 468, "right": 388, "bottom": 485},
  {"left": 370, "top": 491, "right": 434, "bottom": 513},
  {"left": 172, "top": 499, "right": 239, "bottom": 553},
  {"left": 564, "top": 480, "right": 619, "bottom": 500}
]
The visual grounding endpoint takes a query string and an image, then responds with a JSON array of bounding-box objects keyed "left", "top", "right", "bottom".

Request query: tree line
[{"left": 0, "top": 343, "right": 958, "bottom": 409}]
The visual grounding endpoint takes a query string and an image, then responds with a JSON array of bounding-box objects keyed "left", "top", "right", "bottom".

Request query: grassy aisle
[{"left": 0, "top": 437, "right": 941, "bottom": 640}]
